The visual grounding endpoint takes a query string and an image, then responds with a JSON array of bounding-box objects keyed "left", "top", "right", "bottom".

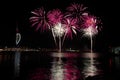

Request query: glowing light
[
  {"left": 14, "top": 52, "right": 20, "bottom": 77},
  {"left": 29, "top": 7, "right": 50, "bottom": 32},
  {"left": 83, "top": 26, "right": 98, "bottom": 37},
  {"left": 51, "top": 58, "right": 82, "bottom": 80},
  {"left": 29, "top": 3, "right": 103, "bottom": 53},
  {"left": 52, "top": 23, "right": 66, "bottom": 52},
  {"left": 51, "top": 59, "right": 64, "bottom": 80},
  {"left": 16, "top": 33, "right": 21, "bottom": 45},
  {"left": 47, "top": 9, "right": 63, "bottom": 26},
  {"left": 83, "top": 64, "right": 98, "bottom": 78},
  {"left": 62, "top": 18, "right": 77, "bottom": 39},
  {"left": 83, "top": 16, "right": 97, "bottom": 28},
  {"left": 52, "top": 23, "right": 66, "bottom": 37},
  {"left": 66, "top": 3, "right": 88, "bottom": 22},
  {"left": 82, "top": 57, "right": 103, "bottom": 78},
  {"left": 82, "top": 15, "right": 100, "bottom": 54}
]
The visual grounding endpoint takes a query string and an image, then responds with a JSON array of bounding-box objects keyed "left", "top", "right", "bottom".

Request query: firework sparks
[
  {"left": 83, "top": 15, "right": 97, "bottom": 28},
  {"left": 47, "top": 9, "right": 64, "bottom": 48},
  {"left": 60, "top": 18, "right": 78, "bottom": 45},
  {"left": 83, "top": 26, "right": 97, "bottom": 53},
  {"left": 82, "top": 15, "right": 100, "bottom": 61},
  {"left": 66, "top": 3, "right": 88, "bottom": 22},
  {"left": 47, "top": 9, "right": 63, "bottom": 26},
  {"left": 29, "top": 3, "right": 102, "bottom": 53},
  {"left": 52, "top": 23, "right": 65, "bottom": 37},
  {"left": 62, "top": 18, "right": 77, "bottom": 39},
  {"left": 83, "top": 26, "right": 98, "bottom": 37},
  {"left": 63, "top": 18, "right": 77, "bottom": 39},
  {"left": 82, "top": 15, "right": 101, "bottom": 37},
  {"left": 52, "top": 23, "right": 66, "bottom": 52},
  {"left": 29, "top": 7, "right": 50, "bottom": 32}
]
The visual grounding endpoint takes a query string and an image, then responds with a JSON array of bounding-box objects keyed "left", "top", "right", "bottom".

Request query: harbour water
[{"left": 0, "top": 51, "right": 120, "bottom": 80}]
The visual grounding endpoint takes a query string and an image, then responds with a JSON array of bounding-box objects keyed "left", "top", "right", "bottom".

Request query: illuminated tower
[
  {"left": 14, "top": 27, "right": 21, "bottom": 79},
  {"left": 16, "top": 27, "right": 21, "bottom": 46}
]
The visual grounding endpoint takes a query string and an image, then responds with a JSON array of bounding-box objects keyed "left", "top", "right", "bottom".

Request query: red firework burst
[
  {"left": 81, "top": 15, "right": 97, "bottom": 28},
  {"left": 81, "top": 15, "right": 102, "bottom": 37}
]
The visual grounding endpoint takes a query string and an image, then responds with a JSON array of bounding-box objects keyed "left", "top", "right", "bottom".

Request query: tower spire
[{"left": 16, "top": 23, "right": 21, "bottom": 46}]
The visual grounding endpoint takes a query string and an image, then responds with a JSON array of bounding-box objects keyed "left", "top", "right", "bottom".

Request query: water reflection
[
  {"left": 64, "top": 58, "right": 82, "bottom": 80},
  {"left": 14, "top": 51, "right": 20, "bottom": 78},
  {"left": 114, "top": 56, "right": 120, "bottom": 71},
  {"left": 82, "top": 59, "right": 103, "bottom": 78},
  {"left": 50, "top": 57, "right": 82, "bottom": 80},
  {"left": 51, "top": 58, "right": 64, "bottom": 80},
  {"left": 1, "top": 51, "right": 120, "bottom": 80},
  {"left": 24, "top": 52, "right": 106, "bottom": 80},
  {"left": 28, "top": 68, "right": 50, "bottom": 80},
  {"left": 81, "top": 52, "right": 104, "bottom": 79}
]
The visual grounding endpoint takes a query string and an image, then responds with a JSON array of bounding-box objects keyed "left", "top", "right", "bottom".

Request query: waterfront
[{"left": 0, "top": 51, "right": 120, "bottom": 80}]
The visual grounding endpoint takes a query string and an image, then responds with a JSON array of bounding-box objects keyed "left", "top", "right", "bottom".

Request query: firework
[
  {"left": 82, "top": 15, "right": 99, "bottom": 37},
  {"left": 52, "top": 23, "right": 66, "bottom": 52},
  {"left": 82, "top": 15, "right": 96, "bottom": 27},
  {"left": 52, "top": 23, "right": 66, "bottom": 37},
  {"left": 47, "top": 9, "right": 64, "bottom": 49},
  {"left": 83, "top": 26, "right": 98, "bottom": 37},
  {"left": 62, "top": 18, "right": 77, "bottom": 39},
  {"left": 60, "top": 17, "right": 78, "bottom": 46},
  {"left": 47, "top": 9, "right": 63, "bottom": 26},
  {"left": 83, "top": 26, "right": 97, "bottom": 54},
  {"left": 29, "top": 3, "right": 103, "bottom": 53},
  {"left": 66, "top": 3, "right": 88, "bottom": 22},
  {"left": 29, "top": 7, "right": 50, "bottom": 32},
  {"left": 82, "top": 15, "right": 101, "bottom": 63}
]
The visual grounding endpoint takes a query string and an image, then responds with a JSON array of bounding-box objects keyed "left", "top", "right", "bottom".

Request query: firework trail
[
  {"left": 29, "top": 3, "right": 102, "bottom": 54},
  {"left": 29, "top": 7, "right": 50, "bottom": 32},
  {"left": 52, "top": 23, "right": 65, "bottom": 37},
  {"left": 82, "top": 15, "right": 101, "bottom": 64},
  {"left": 83, "top": 16, "right": 98, "bottom": 53},
  {"left": 47, "top": 9, "right": 64, "bottom": 50},
  {"left": 52, "top": 23, "right": 66, "bottom": 52},
  {"left": 62, "top": 17, "right": 78, "bottom": 45}
]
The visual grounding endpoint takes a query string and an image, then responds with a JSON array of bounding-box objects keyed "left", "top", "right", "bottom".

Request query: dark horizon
[{"left": 0, "top": 0, "right": 120, "bottom": 50}]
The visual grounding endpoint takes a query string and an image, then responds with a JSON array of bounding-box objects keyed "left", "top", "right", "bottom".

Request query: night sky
[{"left": 0, "top": 0, "right": 120, "bottom": 50}]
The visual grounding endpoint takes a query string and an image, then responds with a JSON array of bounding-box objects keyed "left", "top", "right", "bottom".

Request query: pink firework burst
[
  {"left": 82, "top": 15, "right": 102, "bottom": 31},
  {"left": 82, "top": 15, "right": 102, "bottom": 37},
  {"left": 47, "top": 9, "right": 63, "bottom": 26},
  {"left": 83, "top": 15, "right": 97, "bottom": 28},
  {"left": 82, "top": 15, "right": 102, "bottom": 54},
  {"left": 62, "top": 17, "right": 78, "bottom": 39},
  {"left": 66, "top": 3, "right": 88, "bottom": 22},
  {"left": 29, "top": 7, "right": 50, "bottom": 32}
]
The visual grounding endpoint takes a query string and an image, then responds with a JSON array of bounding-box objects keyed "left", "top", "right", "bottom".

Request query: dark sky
[{"left": 0, "top": 0, "right": 120, "bottom": 49}]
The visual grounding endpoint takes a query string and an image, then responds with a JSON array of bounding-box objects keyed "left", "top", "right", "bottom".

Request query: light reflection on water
[
  {"left": 26, "top": 52, "right": 104, "bottom": 80},
  {"left": 0, "top": 51, "right": 119, "bottom": 80},
  {"left": 82, "top": 59, "right": 103, "bottom": 78},
  {"left": 50, "top": 57, "right": 82, "bottom": 80},
  {"left": 50, "top": 52, "right": 104, "bottom": 79},
  {"left": 50, "top": 58, "right": 64, "bottom": 80},
  {"left": 81, "top": 52, "right": 104, "bottom": 78}
]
